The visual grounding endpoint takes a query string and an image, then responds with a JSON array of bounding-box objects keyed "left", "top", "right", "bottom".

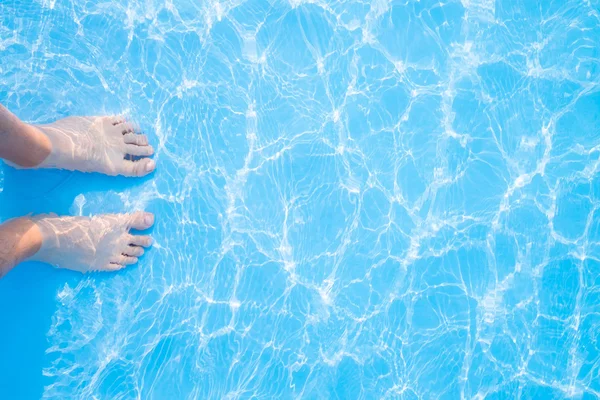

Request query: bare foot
[
  {"left": 31, "top": 212, "right": 155, "bottom": 273},
  {"left": 32, "top": 116, "right": 155, "bottom": 177}
]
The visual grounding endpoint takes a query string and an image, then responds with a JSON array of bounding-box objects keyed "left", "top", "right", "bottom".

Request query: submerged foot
[
  {"left": 31, "top": 212, "right": 155, "bottom": 273},
  {"left": 32, "top": 116, "right": 155, "bottom": 177}
]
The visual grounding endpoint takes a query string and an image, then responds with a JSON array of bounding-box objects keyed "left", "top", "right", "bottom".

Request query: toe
[
  {"left": 128, "top": 234, "right": 153, "bottom": 247},
  {"left": 128, "top": 211, "right": 155, "bottom": 230},
  {"left": 106, "top": 263, "right": 125, "bottom": 271},
  {"left": 113, "top": 254, "right": 138, "bottom": 265},
  {"left": 125, "top": 144, "right": 154, "bottom": 157},
  {"left": 111, "top": 115, "right": 126, "bottom": 126},
  {"left": 120, "top": 122, "right": 141, "bottom": 134},
  {"left": 122, "top": 256, "right": 138, "bottom": 265},
  {"left": 119, "top": 158, "right": 155, "bottom": 177},
  {"left": 124, "top": 245, "right": 144, "bottom": 257},
  {"left": 123, "top": 133, "right": 149, "bottom": 146},
  {"left": 123, "top": 246, "right": 144, "bottom": 257}
]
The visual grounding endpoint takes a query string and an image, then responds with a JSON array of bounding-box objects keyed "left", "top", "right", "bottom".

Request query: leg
[
  {"left": 0, "top": 105, "right": 52, "bottom": 167},
  {"left": 0, "top": 217, "right": 43, "bottom": 278},
  {"left": 0, "top": 104, "right": 155, "bottom": 176},
  {"left": 0, "top": 211, "right": 154, "bottom": 278}
]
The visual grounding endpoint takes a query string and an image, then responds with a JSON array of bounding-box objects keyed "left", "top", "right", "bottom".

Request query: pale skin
[{"left": 0, "top": 104, "right": 156, "bottom": 278}]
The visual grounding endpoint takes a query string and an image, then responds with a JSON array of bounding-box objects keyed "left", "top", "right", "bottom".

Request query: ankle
[
  {"left": 0, "top": 217, "right": 44, "bottom": 276},
  {"left": 18, "top": 217, "right": 44, "bottom": 261},
  {"left": 0, "top": 122, "right": 52, "bottom": 168},
  {"left": 19, "top": 124, "right": 53, "bottom": 167}
]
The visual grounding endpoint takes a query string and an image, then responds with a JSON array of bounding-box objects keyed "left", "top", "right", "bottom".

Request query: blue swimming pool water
[{"left": 1, "top": 0, "right": 600, "bottom": 398}]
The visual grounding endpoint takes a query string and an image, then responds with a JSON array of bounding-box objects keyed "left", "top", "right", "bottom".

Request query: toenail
[
  {"left": 146, "top": 160, "right": 155, "bottom": 172},
  {"left": 145, "top": 213, "right": 154, "bottom": 226}
]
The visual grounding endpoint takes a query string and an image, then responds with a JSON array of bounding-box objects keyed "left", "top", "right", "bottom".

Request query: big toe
[{"left": 128, "top": 211, "right": 155, "bottom": 230}]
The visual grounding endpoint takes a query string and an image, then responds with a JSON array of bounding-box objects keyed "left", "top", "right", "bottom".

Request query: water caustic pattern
[{"left": 1, "top": 0, "right": 600, "bottom": 398}]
